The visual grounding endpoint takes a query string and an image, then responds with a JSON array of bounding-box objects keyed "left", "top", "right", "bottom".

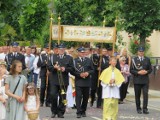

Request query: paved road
[
  {"left": 39, "top": 88, "right": 160, "bottom": 120},
  {"left": 39, "top": 100, "right": 160, "bottom": 120}
]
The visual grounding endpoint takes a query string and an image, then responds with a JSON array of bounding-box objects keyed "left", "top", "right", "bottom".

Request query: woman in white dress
[
  {"left": 0, "top": 60, "right": 8, "bottom": 120},
  {"left": 24, "top": 82, "right": 40, "bottom": 120}
]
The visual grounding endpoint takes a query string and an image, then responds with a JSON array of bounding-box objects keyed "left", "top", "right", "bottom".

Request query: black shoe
[
  {"left": 72, "top": 104, "right": 76, "bottom": 109},
  {"left": 143, "top": 109, "right": 149, "bottom": 114},
  {"left": 81, "top": 112, "right": 86, "bottom": 117},
  {"left": 137, "top": 109, "right": 142, "bottom": 114},
  {"left": 46, "top": 103, "right": 51, "bottom": 107},
  {"left": 118, "top": 101, "right": 124, "bottom": 104},
  {"left": 40, "top": 103, "right": 43, "bottom": 107},
  {"left": 90, "top": 102, "right": 93, "bottom": 107},
  {"left": 51, "top": 113, "right": 56, "bottom": 118},
  {"left": 58, "top": 113, "right": 64, "bottom": 118},
  {"left": 58, "top": 115, "right": 64, "bottom": 118},
  {"left": 77, "top": 114, "right": 81, "bottom": 118}
]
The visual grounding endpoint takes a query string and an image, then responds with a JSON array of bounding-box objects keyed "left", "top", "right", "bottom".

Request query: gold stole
[{"left": 99, "top": 66, "right": 124, "bottom": 85}]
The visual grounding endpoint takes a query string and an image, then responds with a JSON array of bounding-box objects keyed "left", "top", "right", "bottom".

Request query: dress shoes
[
  {"left": 143, "top": 109, "right": 149, "bottom": 114},
  {"left": 137, "top": 109, "right": 142, "bottom": 114},
  {"left": 58, "top": 113, "right": 64, "bottom": 118},
  {"left": 77, "top": 114, "right": 81, "bottom": 118},
  {"left": 51, "top": 113, "right": 56, "bottom": 118},
  {"left": 58, "top": 115, "right": 64, "bottom": 118},
  {"left": 45, "top": 103, "right": 51, "bottom": 107},
  {"left": 90, "top": 102, "right": 93, "bottom": 107},
  {"left": 118, "top": 101, "right": 124, "bottom": 104},
  {"left": 40, "top": 103, "right": 43, "bottom": 107},
  {"left": 81, "top": 112, "right": 86, "bottom": 117}
]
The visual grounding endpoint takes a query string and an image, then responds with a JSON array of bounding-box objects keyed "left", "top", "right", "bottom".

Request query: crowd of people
[{"left": 0, "top": 42, "right": 152, "bottom": 120}]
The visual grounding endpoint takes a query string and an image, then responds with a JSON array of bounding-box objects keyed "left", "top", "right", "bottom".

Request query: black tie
[
  {"left": 13, "top": 53, "right": 16, "bottom": 58},
  {"left": 81, "top": 58, "right": 84, "bottom": 62}
]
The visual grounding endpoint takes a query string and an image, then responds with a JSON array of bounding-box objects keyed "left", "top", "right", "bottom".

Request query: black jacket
[
  {"left": 5, "top": 52, "right": 26, "bottom": 70},
  {"left": 90, "top": 54, "right": 100, "bottom": 89},
  {"left": 71, "top": 57, "right": 94, "bottom": 87},
  {"left": 37, "top": 53, "right": 48, "bottom": 78},
  {"left": 47, "top": 54, "right": 73, "bottom": 86},
  {"left": 130, "top": 56, "right": 152, "bottom": 84}
]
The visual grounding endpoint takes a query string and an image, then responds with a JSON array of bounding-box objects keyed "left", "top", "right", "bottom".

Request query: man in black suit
[
  {"left": 5, "top": 42, "right": 26, "bottom": 71},
  {"left": 37, "top": 44, "right": 50, "bottom": 107},
  {"left": 90, "top": 46, "right": 100, "bottom": 107},
  {"left": 71, "top": 47, "right": 94, "bottom": 118},
  {"left": 47, "top": 43, "right": 73, "bottom": 118},
  {"left": 130, "top": 46, "right": 152, "bottom": 114}
]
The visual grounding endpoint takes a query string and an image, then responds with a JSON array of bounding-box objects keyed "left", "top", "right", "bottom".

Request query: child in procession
[
  {"left": 24, "top": 82, "right": 40, "bottom": 120},
  {"left": 0, "top": 60, "right": 8, "bottom": 120},
  {"left": 99, "top": 56, "right": 125, "bottom": 120}
]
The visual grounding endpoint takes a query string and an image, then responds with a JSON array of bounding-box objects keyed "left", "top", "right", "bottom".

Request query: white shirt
[
  {"left": 101, "top": 82, "right": 121, "bottom": 99},
  {"left": 138, "top": 56, "right": 144, "bottom": 61},
  {"left": 33, "top": 56, "right": 40, "bottom": 74},
  {"left": 0, "top": 53, "right": 6, "bottom": 60}
]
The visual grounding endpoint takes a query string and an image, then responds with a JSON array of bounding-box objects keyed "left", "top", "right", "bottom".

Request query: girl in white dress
[
  {"left": 24, "top": 82, "right": 40, "bottom": 120},
  {"left": 0, "top": 61, "right": 8, "bottom": 120}
]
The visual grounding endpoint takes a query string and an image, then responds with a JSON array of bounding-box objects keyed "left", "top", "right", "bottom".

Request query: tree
[
  {"left": 54, "top": 0, "right": 83, "bottom": 25},
  {"left": 121, "top": 0, "right": 160, "bottom": 46},
  {"left": 81, "top": 0, "right": 122, "bottom": 27},
  {"left": 0, "top": 0, "right": 26, "bottom": 35},
  {"left": 53, "top": 0, "right": 122, "bottom": 47},
  {"left": 20, "top": 0, "right": 49, "bottom": 44}
]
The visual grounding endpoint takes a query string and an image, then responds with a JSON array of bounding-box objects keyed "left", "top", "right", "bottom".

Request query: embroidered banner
[{"left": 52, "top": 25, "right": 115, "bottom": 43}]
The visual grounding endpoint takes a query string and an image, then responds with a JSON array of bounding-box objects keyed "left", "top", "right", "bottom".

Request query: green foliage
[
  {"left": 0, "top": 0, "right": 26, "bottom": 35},
  {"left": 53, "top": 0, "right": 122, "bottom": 46},
  {"left": 116, "top": 32, "right": 126, "bottom": 51},
  {"left": 53, "top": 0, "right": 84, "bottom": 46},
  {"left": 0, "top": 24, "right": 17, "bottom": 46},
  {"left": 54, "top": 0, "right": 83, "bottom": 25},
  {"left": 121, "top": 0, "right": 160, "bottom": 45},
  {"left": 17, "top": 41, "right": 30, "bottom": 46},
  {"left": 20, "top": 0, "right": 49, "bottom": 44},
  {"left": 129, "top": 35, "right": 150, "bottom": 55}
]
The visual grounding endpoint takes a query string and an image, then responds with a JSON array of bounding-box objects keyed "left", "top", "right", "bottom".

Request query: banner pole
[
  {"left": 58, "top": 14, "right": 61, "bottom": 45},
  {"left": 97, "top": 17, "right": 106, "bottom": 87},
  {"left": 112, "top": 16, "right": 118, "bottom": 56},
  {"left": 49, "top": 13, "right": 53, "bottom": 51}
]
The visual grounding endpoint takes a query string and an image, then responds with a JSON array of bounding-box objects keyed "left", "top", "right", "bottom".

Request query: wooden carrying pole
[
  {"left": 97, "top": 17, "right": 106, "bottom": 87},
  {"left": 58, "top": 14, "right": 61, "bottom": 45},
  {"left": 112, "top": 17, "right": 118, "bottom": 55},
  {"left": 46, "top": 13, "right": 53, "bottom": 87},
  {"left": 49, "top": 13, "right": 53, "bottom": 51}
]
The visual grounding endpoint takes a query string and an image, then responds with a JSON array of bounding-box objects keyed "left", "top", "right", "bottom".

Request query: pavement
[
  {"left": 126, "top": 87, "right": 160, "bottom": 111},
  {"left": 39, "top": 87, "right": 160, "bottom": 120}
]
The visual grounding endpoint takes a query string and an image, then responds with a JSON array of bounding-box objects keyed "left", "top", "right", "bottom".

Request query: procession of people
[{"left": 0, "top": 42, "right": 152, "bottom": 120}]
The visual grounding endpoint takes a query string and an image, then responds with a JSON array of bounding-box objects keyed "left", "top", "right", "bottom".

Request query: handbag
[{"left": 6, "top": 76, "right": 21, "bottom": 112}]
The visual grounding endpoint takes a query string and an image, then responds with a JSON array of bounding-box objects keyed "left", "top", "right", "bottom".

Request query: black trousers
[
  {"left": 50, "top": 85, "right": 67, "bottom": 115},
  {"left": 134, "top": 84, "right": 149, "bottom": 110},
  {"left": 90, "top": 89, "right": 96, "bottom": 105},
  {"left": 120, "top": 81, "right": 129, "bottom": 101},
  {"left": 75, "top": 86, "right": 90, "bottom": 115},
  {"left": 97, "top": 83, "right": 102, "bottom": 108},
  {"left": 40, "top": 77, "right": 50, "bottom": 104}
]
